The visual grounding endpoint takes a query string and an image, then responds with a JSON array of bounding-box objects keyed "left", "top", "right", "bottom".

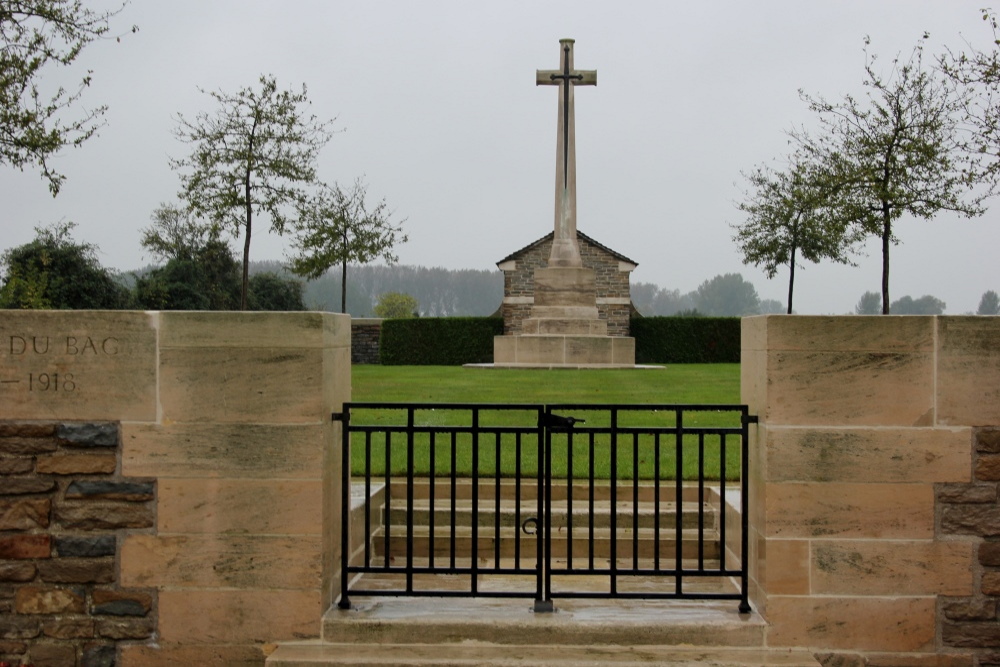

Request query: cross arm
[{"left": 536, "top": 69, "right": 597, "bottom": 86}]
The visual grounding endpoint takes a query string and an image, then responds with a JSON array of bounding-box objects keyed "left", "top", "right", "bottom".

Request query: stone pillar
[
  {"left": 0, "top": 311, "right": 351, "bottom": 666},
  {"left": 742, "top": 316, "right": 999, "bottom": 663}
]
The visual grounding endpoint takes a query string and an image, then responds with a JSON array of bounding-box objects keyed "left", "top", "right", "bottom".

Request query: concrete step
[
  {"left": 384, "top": 499, "right": 714, "bottom": 530},
  {"left": 267, "top": 642, "right": 820, "bottom": 666},
  {"left": 369, "top": 526, "right": 722, "bottom": 561}
]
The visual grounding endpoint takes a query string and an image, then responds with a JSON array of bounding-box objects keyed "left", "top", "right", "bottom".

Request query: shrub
[
  {"left": 380, "top": 317, "right": 503, "bottom": 365},
  {"left": 631, "top": 317, "right": 741, "bottom": 363}
]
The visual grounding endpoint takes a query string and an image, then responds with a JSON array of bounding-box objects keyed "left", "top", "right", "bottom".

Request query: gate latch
[
  {"left": 521, "top": 517, "right": 538, "bottom": 535},
  {"left": 541, "top": 412, "right": 585, "bottom": 429}
]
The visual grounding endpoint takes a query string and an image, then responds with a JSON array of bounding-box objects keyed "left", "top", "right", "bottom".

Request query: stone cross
[{"left": 537, "top": 38, "right": 596, "bottom": 268}]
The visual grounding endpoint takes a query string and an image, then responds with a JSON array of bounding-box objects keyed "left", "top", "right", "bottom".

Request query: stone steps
[{"left": 267, "top": 642, "right": 819, "bottom": 666}]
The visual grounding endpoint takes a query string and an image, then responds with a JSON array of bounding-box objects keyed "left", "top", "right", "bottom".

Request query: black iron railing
[{"left": 335, "top": 403, "right": 754, "bottom": 613}]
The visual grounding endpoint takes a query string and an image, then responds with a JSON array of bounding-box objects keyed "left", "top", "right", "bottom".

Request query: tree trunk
[
  {"left": 787, "top": 243, "right": 797, "bottom": 314},
  {"left": 340, "top": 227, "right": 348, "bottom": 313},
  {"left": 881, "top": 210, "right": 891, "bottom": 315},
  {"left": 241, "top": 117, "right": 259, "bottom": 311}
]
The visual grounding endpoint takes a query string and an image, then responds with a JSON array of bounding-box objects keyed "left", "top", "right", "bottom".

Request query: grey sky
[{"left": 2, "top": 0, "right": 997, "bottom": 314}]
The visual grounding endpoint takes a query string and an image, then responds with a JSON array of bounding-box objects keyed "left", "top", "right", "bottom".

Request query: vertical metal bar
[
  {"left": 740, "top": 409, "right": 752, "bottom": 614},
  {"left": 534, "top": 407, "right": 550, "bottom": 612},
  {"left": 698, "top": 432, "right": 705, "bottom": 570},
  {"left": 383, "top": 431, "right": 392, "bottom": 572},
  {"left": 450, "top": 431, "right": 457, "bottom": 570},
  {"left": 566, "top": 429, "right": 574, "bottom": 570},
  {"left": 364, "top": 432, "right": 372, "bottom": 566},
  {"left": 609, "top": 408, "right": 618, "bottom": 596},
  {"left": 719, "top": 432, "right": 727, "bottom": 572},
  {"left": 588, "top": 432, "right": 595, "bottom": 571},
  {"left": 543, "top": 410, "right": 553, "bottom": 606},
  {"left": 429, "top": 431, "right": 436, "bottom": 569},
  {"left": 675, "top": 409, "right": 684, "bottom": 595},
  {"left": 495, "top": 431, "right": 502, "bottom": 569},
  {"left": 471, "top": 408, "right": 480, "bottom": 595},
  {"left": 654, "top": 431, "right": 661, "bottom": 572},
  {"left": 406, "top": 408, "right": 415, "bottom": 592},
  {"left": 338, "top": 406, "right": 351, "bottom": 609},
  {"left": 515, "top": 432, "right": 522, "bottom": 566},
  {"left": 632, "top": 430, "right": 639, "bottom": 572}
]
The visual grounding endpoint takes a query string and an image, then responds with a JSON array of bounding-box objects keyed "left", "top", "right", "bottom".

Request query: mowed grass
[{"left": 348, "top": 365, "right": 743, "bottom": 481}]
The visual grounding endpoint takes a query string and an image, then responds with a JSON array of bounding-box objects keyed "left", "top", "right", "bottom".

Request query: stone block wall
[
  {"left": 498, "top": 232, "right": 635, "bottom": 337},
  {"left": 742, "top": 316, "right": 1000, "bottom": 666},
  {"left": 351, "top": 319, "right": 382, "bottom": 364},
  {"left": 0, "top": 421, "right": 155, "bottom": 667},
  {"left": 0, "top": 311, "right": 351, "bottom": 666}
]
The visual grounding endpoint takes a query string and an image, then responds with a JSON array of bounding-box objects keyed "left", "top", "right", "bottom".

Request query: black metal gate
[{"left": 335, "top": 403, "right": 754, "bottom": 613}]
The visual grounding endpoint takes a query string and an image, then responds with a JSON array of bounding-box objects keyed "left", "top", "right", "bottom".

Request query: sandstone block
[
  {"left": 96, "top": 617, "right": 154, "bottom": 640},
  {"left": 122, "top": 422, "right": 324, "bottom": 478},
  {"left": 0, "top": 437, "right": 57, "bottom": 455},
  {"left": 811, "top": 540, "right": 973, "bottom": 595},
  {"left": 0, "top": 497, "right": 50, "bottom": 530},
  {"left": 81, "top": 643, "right": 115, "bottom": 667},
  {"left": 29, "top": 641, "right": 78, "bottom": 666},
  {"left": 979, "top": 429, "right": 1000, "bottom": 453},
  {"left": 937, "top": 317, "right": 1000, "bottom": 426},
  {"left": 119, "top": 643, "right": 266, "bottom": 666},
  {"left": 42, "top": 616, "right": 95, "bottom": 639},
  {"left": 766, "top": 595, "right": 935, "bottom": 651},
  {"left": 0, "top": 561, "right": 36, "bottom": 582},
  {"left": 766, "top": 482, "right": 934, "bottom": 538},
  {"left": 54, "top": 502, "right": 153, "bottom": 530},
  {"left": 121, "top": 534, "right": 321, "bottom": 589},
  {"left": 981, "top": 542, "right": 1000, "bottom": 566},
  {"left": 0, "top": 457, "right": 34, "bottom": 475},
  {"left": 36, "top": 452, "right": 116, "bottom": 475},
  {"left": 156, "top": 478, "right": 322, "bottom": 534},
  {"left": 766, "top": 427, "right": 971, "bottom": 483},
  {"left": 937, "top": 484, "right": 998, "bottom": 504},
  {"left": 37, "top": 557, "right": 113, "bottom": 584},
  {"left": 0, "top": 477, "right": 56, "bottom": 495},
  {"left": 0, "top": 616, "right": 40, "bottom": 639},
  {"left": 0, "top": 534, "right": 50, "bottom": 559},
  {"left": 54, "top": 535, "right": 115, "bottom": 558},
  {"left": 65, "top": 479, "right": 154, "bottom": 501},
  {"left": 941, "top": 505, "right": 1000, "bottom": 537},
  {"left": 158, "top": 589, "right": 320, "bottom": 643},
  {"left": 15, "top": 586, "right": 85, "bottom": 614},
  {"left": 943, "top": 622, "right": 1000, "bottom": 648},
  {"left": 0, "top": 424, "right": 55, "bottom": 437},
  {"left": 943, "top": 597, "right": 997, "bottom": 621},
  {"left": 983, "top": 571, "right": 1000, "bottom": 596},
  {"left": 762, "top": 539, "right": 809, "bottom": 595},
  {"left": 976, "top": 454, "right": 1000, "bottom": 481},
  {"left": 158, "top": 310, "right": 348, "bottom": 349},
  {"left": 92, "top": 589, "right": 152, "bottom": 617},
  {"left": 55, "top": 422, "right": 118, "bottom": 447}
]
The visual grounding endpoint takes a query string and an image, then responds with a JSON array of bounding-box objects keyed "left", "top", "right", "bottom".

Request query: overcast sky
[{"left": 2, "top": 0, "right": 997, "bottom": 314}]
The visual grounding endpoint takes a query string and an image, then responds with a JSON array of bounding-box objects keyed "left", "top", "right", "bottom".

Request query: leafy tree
[
  {"left": 890, "top": 294, "right": 946, "bottom": 314},
  {"left": 248, "top": 272, "right": 305, "bottom": 311},
  {"left": 794, "top": 36, "right": 985, "bottom": 314},
  {"left": 172, "top": 74, "right": 334, "bottom": 310},
  {"left": 133, "top": 239, "right": 240, "bottom": 310},
  {"left": 374, "top": 292, "right": 418, "bottom": 319},
  {"left": 287, "top": 178, "right": 407, "bottom": 313},
  {"left": 855, "top": 291, "right": 882, "bottom": 315},
  {"left": 692, "top": 273, "right": 760, "bottom": 317},
  {"left": 734, "top": 154, "right": 859, "bottom": 313},
  {"left": 0, "top": 221, "right": 132, "bottom": 308},
  {"left": 630, "top": 282, "right": 696, "bottom": 316},
  {"left": 977, "top": 290, "right": 1000, "bottom": 315},
  {"left": 758, "top": 299, "right": 785, "bottom": 314},
  {"left": 0, "top": 0, "right": 134, "bottom": 194},
  {"left": 140, "top": 203, "right": 221, "bottom": 262}
]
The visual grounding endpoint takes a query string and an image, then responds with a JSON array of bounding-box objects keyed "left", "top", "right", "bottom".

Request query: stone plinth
[{"left": 493, "top": 266, "right": 635, "bottom": 368}]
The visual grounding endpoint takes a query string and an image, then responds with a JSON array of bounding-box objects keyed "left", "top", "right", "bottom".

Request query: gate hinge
[{"left": 331, "top": 412, "right": 347, "bottom": 422}]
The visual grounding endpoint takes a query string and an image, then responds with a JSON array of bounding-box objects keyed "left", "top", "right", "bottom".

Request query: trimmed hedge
[
  {"left": 631, "top": 317, "right": 741, "bottom": 363},
  {"left": 379, "top": 317, "right": 504, "bottom": 365}
]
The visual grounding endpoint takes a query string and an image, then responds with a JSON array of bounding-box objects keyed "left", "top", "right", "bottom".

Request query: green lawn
[{"left": 348, "top": 365, "right": 743, "bottom": 481}]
